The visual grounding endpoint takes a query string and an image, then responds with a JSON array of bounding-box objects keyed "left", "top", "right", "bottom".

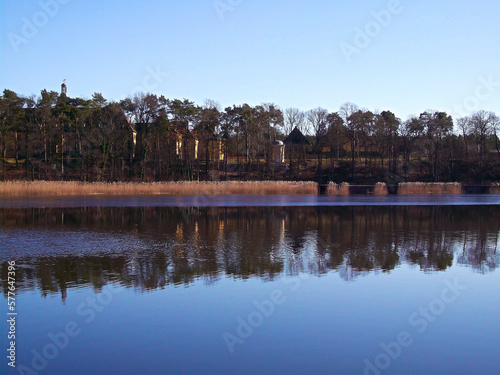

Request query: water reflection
[{"left": 1, "top": 206, "right": 499, "bottom": 299}]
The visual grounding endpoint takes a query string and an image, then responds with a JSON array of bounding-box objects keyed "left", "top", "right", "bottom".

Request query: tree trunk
[
  {"left": 15, "top": 131, "right": 19, "bottom": 167},
  {"left": 25, "top": 132, "right": 29, "bottom": 179}
]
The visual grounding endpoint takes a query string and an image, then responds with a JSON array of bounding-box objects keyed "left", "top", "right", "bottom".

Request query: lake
[{"left": 1, "top": 196, "right": 500, "bottom": 374}]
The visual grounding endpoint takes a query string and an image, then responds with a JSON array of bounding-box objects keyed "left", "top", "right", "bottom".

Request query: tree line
[{"left": 1, "top": 88, "right": 499, "bottom": 183}]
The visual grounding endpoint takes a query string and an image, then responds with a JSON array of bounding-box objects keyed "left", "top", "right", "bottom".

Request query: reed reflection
[{"left": 1, "top": 206, "right": 498, "bottom": 300}]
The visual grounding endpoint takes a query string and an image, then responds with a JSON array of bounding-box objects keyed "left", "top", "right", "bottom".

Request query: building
[
  {"left": 271, "top": 140, "right": 285, "bottom": 164},
  {"left": 170, "top": 122, "right": 224, "bottom": 163},
  {"left": 169, "top": 121, "right": 198, "bottom": 161},
  {"left": 61, "top": 80, "right": 67, "bottom": 96},
  {"left": 342, "top": 142, "right": 378, "bottom": 154},
  {"left": 126, "top": 116, "right": 224, "bottom": 164},
  {"left": 283, "top": 127, "right": 312, "bottom": 155}
]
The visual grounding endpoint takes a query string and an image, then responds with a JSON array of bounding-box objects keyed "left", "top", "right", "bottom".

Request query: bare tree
[
  {"left": 456, "top": 116, "right": 471, "bottom": 162},
  {"left": 492, "top": 114, "right": 500, "bottom": 157},
  {"left": 469, "top": 110, "right": 497, "bottom": 182},
  {"left": 339, "top": 102, "right": 360, "bottom": 179},
  {"left": 283, "top": 108, "right": 306, "bottom": 135},
  {"left": 307, "top": 108, "right": 329, "bottom": 183},
  {"left": 339, "top": 102, "right": 359, "bottom": 126}
]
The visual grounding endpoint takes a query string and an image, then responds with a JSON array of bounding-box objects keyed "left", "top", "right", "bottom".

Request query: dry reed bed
[
  {"left": 490, "top": 183, "right": 500, "bottom": 194},
  {"left": 1, "top": 181, "right": 498, "bottom": 197},
  {"left": 327, "top": 182, "right": 389, "bottom": 196},
  {"left": 374, "top": 182, "right": 389, "bottom": 195},
  {"left": 398, "top": 182, "right": 462, "bottom": 195},
  {"left": 0, "top": 180, "right": 319, "bottom": 197},
  {"left": 327, "top": 183, "right": 350, "bottom": 196}
]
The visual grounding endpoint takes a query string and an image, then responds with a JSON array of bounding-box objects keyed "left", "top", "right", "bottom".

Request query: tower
[
  {"left": 61, "top": 79, "right": 67, "bottom": 96},
  {"left": 271, "top": 140, "right": 285, "bottom": 164}
]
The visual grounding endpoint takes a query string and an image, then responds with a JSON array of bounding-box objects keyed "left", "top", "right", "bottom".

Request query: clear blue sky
[{"left": 1, "top": 0, "right": 499, "bottom": 121}]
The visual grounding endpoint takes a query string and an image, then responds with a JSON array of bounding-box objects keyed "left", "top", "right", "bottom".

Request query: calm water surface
[{"left": 1, "top": 198, "right": 499, "bottom": 374}]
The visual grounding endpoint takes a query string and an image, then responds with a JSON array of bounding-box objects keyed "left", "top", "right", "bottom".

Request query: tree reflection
[{"left": 1, "top": 206, "right": 499, "bottom": 298}]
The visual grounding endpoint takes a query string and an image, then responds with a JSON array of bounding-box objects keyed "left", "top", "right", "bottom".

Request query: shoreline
[{"left": 0, "top": 180, "right": 499, "bottom": 197}]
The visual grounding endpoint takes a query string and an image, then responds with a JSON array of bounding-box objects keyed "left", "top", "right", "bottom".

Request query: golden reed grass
[
  {"left": 326, "top": 182, "right": 350, "bottom": 196},
  {"left": 397, "top": 182, "right": 462, "bottom": 195},
  {"left": 490, "top": 183, "right": 500, "bottom": 194},
  {"left": 1, "top": 180, "right": 496, "bottom": 197},
  {"left": 0, "top": 180, "right": 319, "bottom": 197},
  {"left": 374, "top": 182, "right": 388, "bottom": 195},
  {"left": 327, "top": 182, "right": 388, "bottom": 195}
]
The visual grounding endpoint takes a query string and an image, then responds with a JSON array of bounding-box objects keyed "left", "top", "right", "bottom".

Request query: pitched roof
[
  {"left": 170, "top": 121, "right": 196, "bottom": 139},
  {"left": 283, "top": 127, "right": 311, "bottom": 145}
]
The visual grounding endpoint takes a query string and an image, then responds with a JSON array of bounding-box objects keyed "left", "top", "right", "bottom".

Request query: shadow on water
[{"left": 1, "top": 206, "right": 499, "bottom": 300}]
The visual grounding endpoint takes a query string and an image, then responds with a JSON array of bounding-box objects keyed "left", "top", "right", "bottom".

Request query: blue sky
[{"left": 1, "top": 0, "right": 499, "bottom": 121}]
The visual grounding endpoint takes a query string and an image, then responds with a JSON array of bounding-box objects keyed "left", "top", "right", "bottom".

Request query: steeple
[{"left": 61, "top": 79, "right": 67, "bottom": 96}]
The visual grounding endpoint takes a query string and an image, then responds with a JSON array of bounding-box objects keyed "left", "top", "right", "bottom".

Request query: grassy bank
[
  {"left": 0, "top": 180, "right": 319, "bottom": 197},
  {"left": 0, "top": 181, "right": 498, "bottom": 197},
  {"left": 397, "top": 182, "right": 462, "bottom": 195}
]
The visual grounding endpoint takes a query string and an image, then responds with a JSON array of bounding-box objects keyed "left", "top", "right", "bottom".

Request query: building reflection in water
[{"left": 0, "top": 206, "right": 498, "bottom": 301}]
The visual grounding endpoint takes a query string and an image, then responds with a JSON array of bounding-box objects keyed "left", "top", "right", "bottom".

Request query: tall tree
[
  {"left": 307, "top": 108, "right": 329, "bottom": 183},
  {"left": 236, "top": 104, "right": 255, "bottom": 165},
  {"left": 221, "top": 106, "right": 239, "bottom": 177},
  {"left": 380, "top": 110, "right": 400, "bottom": 174},
  {"left": 36, "top": 90, "right": 59, "bottom": 179},
  {"left": 254, "top": 103, "right": 283, "bottom": 171},
  {"left": 195, "top": 99, "right": 221, "bottom": 174},
  {"left": 469, "top": 110, "right": 497, "bottom": 183},
  {"left": 419, "top": 111, "right": 453, "bottom": 181},
  {"left": 120, "top": 93, "right": 162, "bottom": 180},
  {"left": 283, "top": 108, "right": 306, "bottom": 136},
  {"left": 346, "top": 109, "right": 373, "bottom": 181},
  {"left": 326, "top": 112, "right": 344, "bottom": 160},
  {"left": 340, "top": 102, "right": 359, "bottom": 180},
  {"left": 87, "top": 103, "right": 130, "bottom": 180},
  {"left": 456, "top": 116, "right": 472, "bottom": 162},
  {"left": 400, "top": 116, "right": 424, "bottom": 180},
  {"left": 0, "top": 90, "right": 26, "bottom": 178},
  {"left": 150, "top": 107, "right": 170, "bottom": 180},
  {"left": 166, "top": 98, "right": 197, "bottom": 127}
]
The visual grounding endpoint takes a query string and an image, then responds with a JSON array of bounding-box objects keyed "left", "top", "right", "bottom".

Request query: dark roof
[
  {"left": 170, "top": 121, "right": 196, "bottom": 139},
  {"left": 283, "top": 127, "right": 311, "bottom": 145}
]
